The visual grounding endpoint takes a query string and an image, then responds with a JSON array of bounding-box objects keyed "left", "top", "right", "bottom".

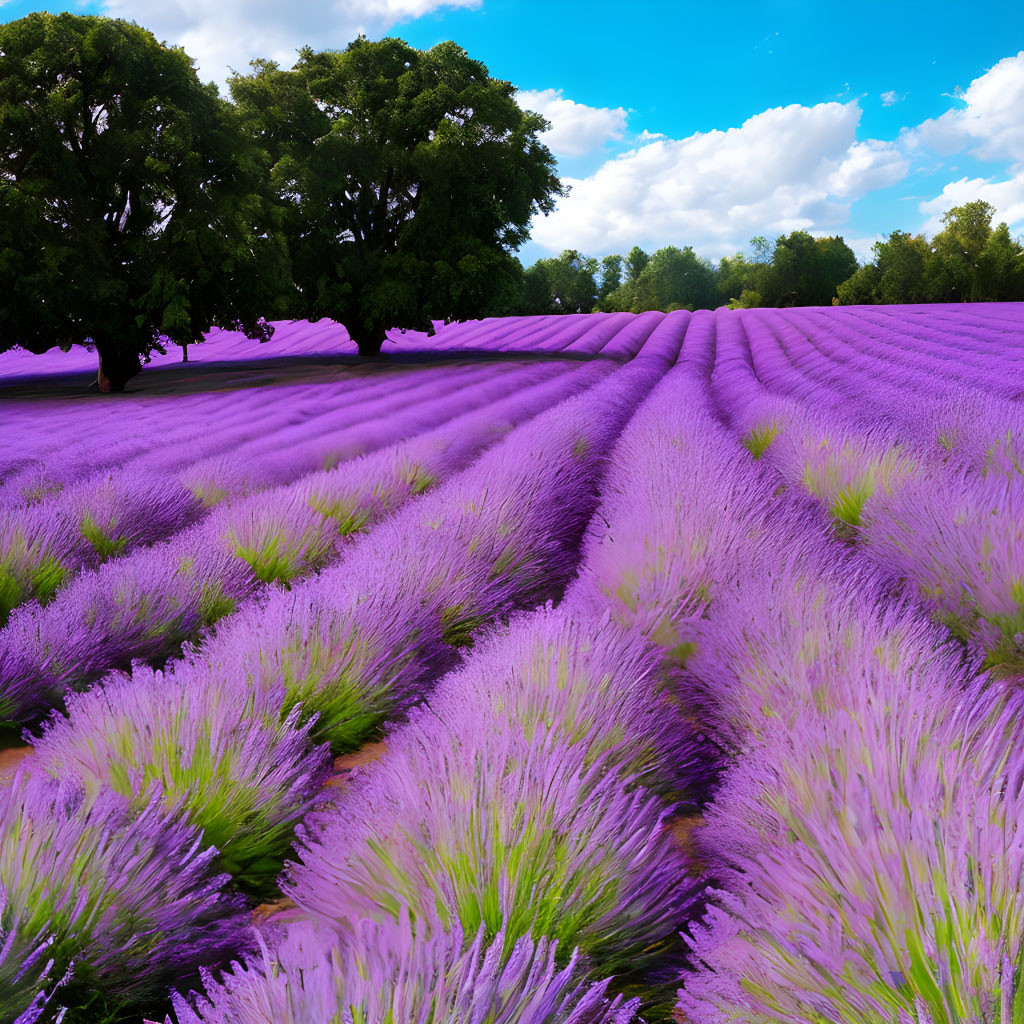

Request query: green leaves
[
  {"left": 229, "top": 36, "right": 562, "bottom": 353},
  {"left": 0, "top": 12, "right": 288, "bottom": 386}
]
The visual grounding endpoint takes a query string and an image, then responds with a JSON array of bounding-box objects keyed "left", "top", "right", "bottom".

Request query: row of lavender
[
  {"left": 0, "top": 312, "right": 641, "bottom": 719},
  {"left": 675, "top": 304, "right": 1024, "bottom": 1019},
  {"left": 0, "top": 312, "right": 677, "bottom": 1021}
]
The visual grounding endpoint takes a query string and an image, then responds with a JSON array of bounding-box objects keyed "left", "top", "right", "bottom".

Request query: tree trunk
[
  {"left": 182, "top": 343, "right": 189, "bottom": 363},
  {"left": 96, "top": 343, "right": 142, "bottom": 393}
]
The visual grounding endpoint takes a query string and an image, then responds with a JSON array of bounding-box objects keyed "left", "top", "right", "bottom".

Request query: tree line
[{"left": 515, "top": 200, "right": 1024, "bottom": 316}]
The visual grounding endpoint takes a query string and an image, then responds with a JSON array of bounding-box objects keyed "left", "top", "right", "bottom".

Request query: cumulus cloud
[
  {"left": 907, "top": 51, "right": 1024, "bottom": 166},
  {"left": 880, "top": 90, "right": 901, "bottom": 106},
  {"left": 99, "top": 0, "right": 482, "bottom": 87},
  {"left": 530, "top": 100, "right": 908, "bottom": 260},
  {"left": 827, "top": 139, "right": 909, "bottom": 197},
  {"left": 514, "top": 88, "right": 628, "bottom": 158},
  {"left": 918, "top": 172, "right": 1024, "bottom": 235}
]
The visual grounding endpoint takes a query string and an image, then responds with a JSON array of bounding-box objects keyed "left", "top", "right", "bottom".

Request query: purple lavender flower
[
  {"left": 862, "top": 468, "right": 1024, "bottom": 675},
  {"left": 67, "top": 468, "right": 204, "bottom": 562},
  {"left": 168, "top": 912, "right": 639, "bottom": 1024},
  {"left": 0, "top": 502, "right": 87, "bottom": 628},
  {"left": 679, "top": 677, "right": 1024, "bottom": 1023},
  {"left": 0, "top": 526, "right": 259, "bottom": 720},
  {"left": 421, "top": 602, "right": 706, "bottom": 798},
  {"left": 29, "top": 661, "right": 331, "bottom": 889},
  {"left": 0, "top": 768, "right": 245, "bottom": 1011},
  {"left": 1, "top": 886, "right": 72, "bottom": 1024},
  {"left": 567, "top": 362, "right": 805, "bottom": 661},
  {"left": 288, "top": 707, "right": 692, "bottom": 980}
]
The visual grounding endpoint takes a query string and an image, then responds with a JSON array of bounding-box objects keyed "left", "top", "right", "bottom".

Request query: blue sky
[{"left": 3, "top": 0, "right": 1024, "bottom": 266}]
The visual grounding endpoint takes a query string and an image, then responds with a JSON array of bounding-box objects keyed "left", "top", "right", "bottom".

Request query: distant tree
[
  {"left": 717, "top": 251, "right": 768, "bottom": 306},
  {"left": 815, "top": 236, "right": 860, "bottom": 303},
  {"left": 978, "top": 222, "right": 1024, "bottom": 300},
  {"left": 750, "top": 235, "right": 776, "bottom": 265},
  {"left": 872, "top": 231, "right": 933, "bottom": 304},
  {"left": 625, "top": 245, "right": 650, "bottom": 283},
  {"left": 631, "top": 245, "right": 716, "bottom": 312},
  {"left": 521, "top": 249, "right": 598, "bottom": 313},
  {"left": 931, "top": 200, "right": 997, "bottom": 302},
  {"left": 0, "top": 13, "right": 288, "bottom": 391},
  {"left": 595, "top": 279, "right": 637, "bottom": 313},
  {"left": 727, "top": 289, "right": 763, "bottom": 309},
  {"left": 763, "top": 231, "right": 857, "bottom": 306},
  {"left": 835, "top": 264, "right": 882, "bottom": 305},
  {"left": 598, "top": 254, "right": 623, "bottom": 301},
  {"left": 521, "top": 260, "right": 552, "bottom": 315},
  {"left": 230, "top": 37, "right": 563, "bottom": 354}
]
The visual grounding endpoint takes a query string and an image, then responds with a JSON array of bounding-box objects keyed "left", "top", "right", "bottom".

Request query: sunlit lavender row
[{"left": 1, "top": 303, "right": 1022, "bottom": 1024}]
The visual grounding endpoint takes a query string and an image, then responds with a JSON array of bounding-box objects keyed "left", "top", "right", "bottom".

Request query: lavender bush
[
  {"left": 29, "top": 663, "right": 331, "bottom": 889},
  {"left": 0, "top": 769, "right": 244, "bottom": 1016}
]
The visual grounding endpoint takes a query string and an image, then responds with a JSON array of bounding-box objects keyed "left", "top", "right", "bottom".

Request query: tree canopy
[
  {"left": 521, "top": 249, "right": 599, "bottom": 314},
  {"left": 229, "top": 37, "right": 563, "bottom": 354},
  {"left": 836, "top": 202, "right": 1024, "bottom": 305},
  {"left": 0, "top": 12, "right": 288, "bottom": 390}
]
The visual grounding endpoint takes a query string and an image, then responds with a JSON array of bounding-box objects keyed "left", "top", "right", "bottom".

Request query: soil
[
  {"left": 0, "top": 745, "right": 33, "bottom": 786},
  {"left": 250, "top": 739, "right": 388, "bottom": 926}
]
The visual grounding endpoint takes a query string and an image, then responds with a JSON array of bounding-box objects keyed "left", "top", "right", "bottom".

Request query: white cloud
[
  {"left": 843, "top": 234, "right": 884, "bottom": 263},
  {"left": 918, "top": 172, "right": 1024, "bottom": 236},
  {"left": 514, "top": 88, "right": 628, "bottom": 158},
  {"left": 880, "top": 90, "right": 901, "bottom": 106},
  {"left": 99, "top": 0, "right": 482, "bottom": 88},
  {"left": 530, "top": 100, "right": 909, "bottom": 261},
  {"left": 827, "top": 139, "right": 909, "bottom": 197},
  {"left": 908, "top": 51, "right": 1024, "bottom": 166},
  {"left": 636, "top": 129, "right": 667, "bottom": 143}
]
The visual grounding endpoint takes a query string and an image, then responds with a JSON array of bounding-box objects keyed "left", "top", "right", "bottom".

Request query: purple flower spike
[
  {"left": 30, "top": 661, "right": 331, "bottom": 889},
  {"left": 0, "top": 768, "right": 245, "bottom": 1007},
  {"left": 421, "top": 602, "right": 707, "bottom": 798},
  {"left": 168, "top": 912, "right": 639, "bottom": 1024},
  {"left": 288, "top": 710, "right": 693, "bottom": 980},
  {"left": 1, "top": 885, "right": 72, "bottom": 1024}
]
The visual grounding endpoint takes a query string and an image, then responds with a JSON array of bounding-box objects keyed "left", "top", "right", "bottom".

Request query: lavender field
[{"left": 1, "top": 303, "right": 1023, "bottom": 1023}]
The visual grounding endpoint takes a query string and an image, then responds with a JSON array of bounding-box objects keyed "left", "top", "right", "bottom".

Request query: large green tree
[
  {"left": 630, "top": 245, "right": 716, "bottom": 312},
  {"left": 931, "top": 200, "right": 996, "bottom": 302},
  {"left": 0, "top": 13, "right": 288, "bottom": 391},
  {"left": 230, "top": 37, "right": 563, "bottom": 354},
  {"left": 761, "top": 231, "right": 858, "bottom": 306}
]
